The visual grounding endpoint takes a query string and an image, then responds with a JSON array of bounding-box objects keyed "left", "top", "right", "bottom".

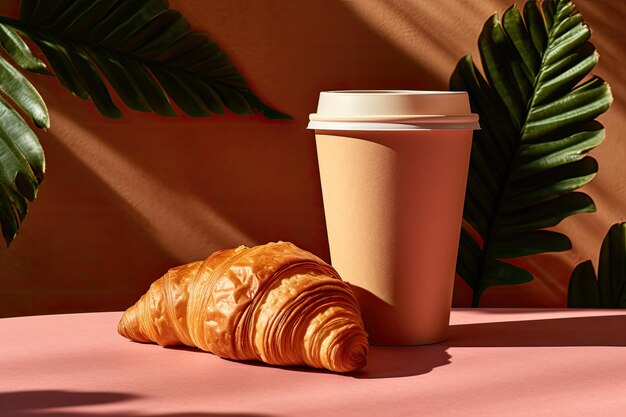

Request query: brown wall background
[{"left": 0, "top": 0, "right": 624, "bottom": 316}]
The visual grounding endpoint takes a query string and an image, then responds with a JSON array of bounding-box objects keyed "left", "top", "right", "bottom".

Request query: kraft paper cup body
[{"left": 309, "top": 91, "right": 477, "bottom": 345}]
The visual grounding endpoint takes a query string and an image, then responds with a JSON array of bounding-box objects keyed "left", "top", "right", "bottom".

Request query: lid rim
[
  {"left": 320, "top": 90, "right": 469, "bottom": 95},
  {"left": 307, "top": 120, "right": 481, "bottom": 131},
  {"left": 309, "top": 113, "right": 479, "bottom": 123}
]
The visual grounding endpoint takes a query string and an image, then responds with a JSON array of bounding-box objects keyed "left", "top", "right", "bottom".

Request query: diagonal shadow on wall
[{"left": 0, "top": 0, "right": 450, "bottom": 316}]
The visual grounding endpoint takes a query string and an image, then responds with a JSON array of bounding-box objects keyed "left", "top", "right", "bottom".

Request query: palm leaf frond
[
  {"left": 7, "top": 0, "right": 289, "bottom": 119},
  {"left": 568, "top": 223, "right": 626, "bottom": 308},
  {"left": 0, "top": 0, "right": 291, "bottom": 245},
  {"left": 0, "top": 22, "right": 48, "bottom": 244},
  {"left": 0, "top": 23, "right": 49, "bottom": 74},
  {"left": 450, "top": 0, "right": 613, "bottom": 306}
]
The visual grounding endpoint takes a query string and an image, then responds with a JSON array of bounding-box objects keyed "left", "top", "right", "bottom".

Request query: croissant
[{"left": 118, "top": 241, "right": 368, "bottom": 373}]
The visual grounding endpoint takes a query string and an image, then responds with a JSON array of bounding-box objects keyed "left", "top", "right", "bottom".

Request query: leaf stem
[{"left": 471, "top": 290, "right": 481, "bottom": 308}]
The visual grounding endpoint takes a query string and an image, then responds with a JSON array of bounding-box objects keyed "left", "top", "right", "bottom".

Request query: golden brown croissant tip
[
  {"left": 118, "top": 304, "right": 150, "bottom": 343},
  {"left": 334, "top": 332, "right": 369, "bottom": 373}
]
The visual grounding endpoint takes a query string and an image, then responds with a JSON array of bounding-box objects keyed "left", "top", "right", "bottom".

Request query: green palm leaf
[
  {"left": 0, "top": 0, "right": 289, "bottom": 246},
  {"left": 568, "top": 223, "right": 626, "bottom": 308},
  {"left": 450, "top": 0, "right": 612, "bottom": 306},
  {"left": 0, "top": 22, "right": 48, "bottom": 245},
  {"left": 6, "top": 0, "right": 289, "bottom": 119}
]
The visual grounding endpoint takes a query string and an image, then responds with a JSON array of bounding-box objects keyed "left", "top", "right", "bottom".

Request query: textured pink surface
[{"left": 1, "top": 310, "right": 625, "bottom": 417}]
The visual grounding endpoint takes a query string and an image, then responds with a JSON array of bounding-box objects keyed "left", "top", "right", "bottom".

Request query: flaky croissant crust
[{"left": 118, "top": 241, "right": 368, "bottom": 372}]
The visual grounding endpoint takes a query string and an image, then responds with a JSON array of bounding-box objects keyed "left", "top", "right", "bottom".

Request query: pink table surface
[{"left": 1, "top": 309, "right": 625, "bottom": 417}]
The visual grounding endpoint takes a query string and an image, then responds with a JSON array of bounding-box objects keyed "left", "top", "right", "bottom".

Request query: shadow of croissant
[
  {"left": 354, "top": 344, "right": 452, "bottom": 379},
  {"left": 0, "top": 390, "right": 274, "bottom": 417}
]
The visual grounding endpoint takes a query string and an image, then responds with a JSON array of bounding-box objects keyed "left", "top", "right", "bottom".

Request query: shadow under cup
[{"left": 309, "top": 90, "right": 478, "bottom": 346}]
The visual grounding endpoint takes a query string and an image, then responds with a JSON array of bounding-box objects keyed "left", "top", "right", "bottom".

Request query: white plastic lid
[{"left": 307, "top": 90, "right": 480, "bottom": 131}]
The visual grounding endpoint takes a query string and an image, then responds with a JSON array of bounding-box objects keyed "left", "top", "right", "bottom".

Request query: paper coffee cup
[{"left": 308, "top": 90, "right": 479, "bottom": 345}]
